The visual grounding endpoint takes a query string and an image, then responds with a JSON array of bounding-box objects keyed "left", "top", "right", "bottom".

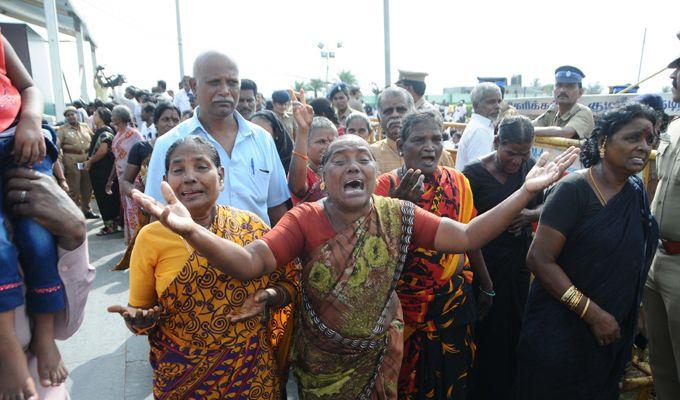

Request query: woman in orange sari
[
  {"left": 109, "top": 136, "right": 297, "bottom": 399},
  {"left": 374, "top": 110, "right": 493, "bottom": 399},
  {"left": 131, "top": 94, "right": 578, "bottom": 400}
]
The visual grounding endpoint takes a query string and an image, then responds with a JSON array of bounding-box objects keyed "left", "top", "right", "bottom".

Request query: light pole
[{"left": 318, "top": 41, "right": 343, "bottom": 84}]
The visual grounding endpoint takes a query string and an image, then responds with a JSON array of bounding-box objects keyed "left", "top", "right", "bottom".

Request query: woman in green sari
[{"left": 131, "top": 97, "right": 577, "bottom": 399}]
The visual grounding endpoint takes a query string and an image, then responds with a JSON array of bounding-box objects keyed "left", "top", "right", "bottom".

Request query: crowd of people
[{"left": 1, "top": 24, "right": 680, "bottom": 400}]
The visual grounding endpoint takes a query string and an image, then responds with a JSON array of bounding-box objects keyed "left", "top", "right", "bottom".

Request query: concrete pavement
[
  {"left": 58, "top": 218, "right": 153, "bottom": 400},
  {"left": 58, "top": 217, "right": 298, "bottom": 399}
]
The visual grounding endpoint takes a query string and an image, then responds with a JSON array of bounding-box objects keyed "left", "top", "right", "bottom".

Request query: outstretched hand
[
  {"left": 107, "top": 304, "right": 161, "bottom": 332},
  {"left": 131, "top": 182, "right": 196, "bottom": 236},
  {"left": 524, "top": 146, "right": 579, "bottom": 193},
  {"left": 290, "top": 89, "right": 314, "bottom": 133},
  {"left": 225, "top": 289, "right": 272, "bottom": 323},
  {"left": 389, "top": 168, "right": 425, "bottom": 203}
]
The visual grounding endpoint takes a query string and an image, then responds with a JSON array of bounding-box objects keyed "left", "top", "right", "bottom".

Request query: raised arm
[
  {"left": 287, "top": 89, "right": 314, "bottom": 198},
  {"left": 433, "top": 147, "right": 578, "bottom": 253},
  {"left": 131, "top": 182, "right": 279, "bottom": 281}
]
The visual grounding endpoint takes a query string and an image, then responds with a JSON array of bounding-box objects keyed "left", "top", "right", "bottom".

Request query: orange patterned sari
[{"left": 146, "top": 206, "right": 298, "bottom": 399}]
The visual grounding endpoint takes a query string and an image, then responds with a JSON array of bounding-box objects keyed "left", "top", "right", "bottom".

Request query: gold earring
[{"left": 599, "top": 141, "right": 606, "bottom": 159}]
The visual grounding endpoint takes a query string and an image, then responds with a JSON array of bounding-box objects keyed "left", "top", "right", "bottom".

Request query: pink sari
[{"left": 111, "top": 125, "right": 143, "bottom": 244}]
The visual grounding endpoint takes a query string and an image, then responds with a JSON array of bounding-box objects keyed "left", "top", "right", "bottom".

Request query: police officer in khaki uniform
[
  {"left": 533, "top": 65, "right": 595, "bottom": 139},
  {"left": 643, "top": 54, "right": 680, "bottom": 400},
  {"left": 57, "top": 106, "right": 98, "bottom": 218},
  {"left": 396, "top": 70, "right": 439, "bottom": 113}
]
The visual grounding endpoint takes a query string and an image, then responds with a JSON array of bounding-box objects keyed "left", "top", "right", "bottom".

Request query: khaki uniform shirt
[
  {"left": 56, "top": 122, "right": 93, "bottom": 156},
  {"left": 533, "top": 102, "right": 595, "bottom": 138},
  {"left": 279, "top": 112, "right": 297, "bottom": 140},
  {"left": 336, "top": 107, "right": 352, "bottom": 127},
  {"left": 415, "top": 97, "right": 439, "bottom": 113},
  {"left": 652, "top": 118, "right": 680, "bottom": 240},
  {"left": 369, "top": 138, "right": 456, "bottom": 174}
]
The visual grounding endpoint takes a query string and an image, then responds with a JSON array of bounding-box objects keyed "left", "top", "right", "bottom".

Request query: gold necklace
[{"left": 589, "top": 167, "right": 606, "bottom": 205}]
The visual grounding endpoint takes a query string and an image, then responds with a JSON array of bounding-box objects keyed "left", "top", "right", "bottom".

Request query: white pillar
[
  {"left": 90, "top": 45, "right": 98, "bottom": 75},
  {"left": 175, "top": 0, "right": 185, "bottom": 80},
  {"left": 383, "top": 0, "right": 391, "bottom": 87},
  {"left": 74, "top": 19, "right": 88, "bottom": 102},
  {"left": 43, "top": 0, "right": 65, "bottom": 117}
]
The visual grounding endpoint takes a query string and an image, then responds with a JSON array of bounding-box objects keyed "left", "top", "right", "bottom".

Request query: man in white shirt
[
  {"left": 139, "top": 102, "right": 157, "bottom": 140},
  {"left": 173, "top": 75, "right": 194, "bottom": 113},
  {"left": 452, "top": 100, "right": 467, "bottom": 123},
  {"left": 145, "top": 51, "right": 290, "bottom": 226},
  {"left": 455, "top": 82, "right": 502, "bottom": 170},
  {"left": 113, "top": 86, "right": 140, "bottom": 126}
]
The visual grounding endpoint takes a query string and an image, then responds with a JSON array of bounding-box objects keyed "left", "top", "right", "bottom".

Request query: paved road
[
  {"left": 59, "top": 217, "right": 299, "bottom": 399},
  {"left": 58, "top": 218, "right": 154, "bottom": 400}
]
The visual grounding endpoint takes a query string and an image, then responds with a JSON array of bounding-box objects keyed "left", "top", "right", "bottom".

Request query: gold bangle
[
  {"left": 580, "top": 298, "right": 591, "bottom": 319},
  {"left": 560, "top": 285, "right": 577, "bottom": 303},
  {"left": 292, "top": 151, "right": 309, "bottom": 161},
  {"left": 561, "top": 285, "right": 584, "bottom": 312}
]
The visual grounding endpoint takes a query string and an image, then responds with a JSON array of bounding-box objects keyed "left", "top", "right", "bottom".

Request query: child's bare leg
[
  {"left": 0, "top": 309, "right": 38, "bottom": 399},
  {"left": 29, "top": 312, "right": 67, "bottom": 387}
]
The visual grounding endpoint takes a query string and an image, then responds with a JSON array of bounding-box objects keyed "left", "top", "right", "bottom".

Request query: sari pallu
[
  {"left": 114, "top": 147, "right": 152, "bottom": 271},
  {"left": 148, "top": 206, "right": 298, "bottom": 399},
  {"left": 293, "top": 197, "right": 414, "bottom": 400},
  {"left": 516, "top": 176, "right": 658, "bottom": 400},
  {"left": 378, "top": 167, "right": 478, "bottom": 399},
  {"left": 111, "top": 126, "right": 143, "bottom": 244}
]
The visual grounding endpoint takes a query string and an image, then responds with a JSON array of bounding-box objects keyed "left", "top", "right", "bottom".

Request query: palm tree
[
  {"left": 308, "top": 79, "right": 325, "bottom": 98},
  {"left": 337, "top": 70, "right": 358, "bottom": 86},
  {"left": 294, "top": 80, "right": 309, "bottom": 92}
]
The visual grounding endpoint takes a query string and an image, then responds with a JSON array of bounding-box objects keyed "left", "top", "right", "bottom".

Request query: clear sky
[{"left": 5, "top": 0, "right": 680, "bottom": 99}]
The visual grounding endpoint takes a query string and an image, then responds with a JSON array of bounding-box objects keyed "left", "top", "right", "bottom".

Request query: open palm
[
  {"left": 290, "top": 88, "right": 314, "bottom": 132},
  {"left": 131, "top": 182, "right": 196, "bottom": 236},
  {"left": 525, "top": 147, "right": 579, "bottom": 193}
]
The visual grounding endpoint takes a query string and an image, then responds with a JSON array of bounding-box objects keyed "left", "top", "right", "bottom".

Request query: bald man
[{"left": 144, "top": 51, "right": 290, "bottom": 226}]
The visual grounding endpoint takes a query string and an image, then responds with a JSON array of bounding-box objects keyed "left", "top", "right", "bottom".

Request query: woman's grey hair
[
  {"left": 470, "top": 82, "right": 501, "bottom": 108},
  {"left": 164, "top": 135, "right": 221, "bottom": 173},
  {"left": 344, "top": 112, "right": 372, "bottom": 132},
  {"left": 111, "top": 104, "right": 133, "bottom": 124},
  {"left": 377, "top": 86, "right": 414, "bottom": 115},
  {"left": 399, "top": 110, "right": 443, "bottom": 142},
  {"left": 310, "top": 116, "right": 339, "bottom": 138},
  {"left": 320, "top": 135, "right": 375, "bottom": 169}
]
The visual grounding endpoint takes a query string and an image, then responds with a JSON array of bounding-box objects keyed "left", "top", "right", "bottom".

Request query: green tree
[
  {"left": 308, "top": 79, "right": 325, "bottom": 98},
  {"left": 294, "top": 80, "right": 309, "bottom": 92},
  {"left": 541, "top": 83, "right": 555, "bottom": 95},
  {"left": 585, "top": 82, "right": 603, "bottom": 95},
  {"left": 337, "top": 70, "right": 358, "bottom": 86}
]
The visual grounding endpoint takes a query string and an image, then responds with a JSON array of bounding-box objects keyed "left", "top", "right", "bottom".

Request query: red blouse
[{"left": 262, "top": 198, "right": 441, "bottom": 266}]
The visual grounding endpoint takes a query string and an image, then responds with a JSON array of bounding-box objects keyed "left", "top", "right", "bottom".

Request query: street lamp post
[{"left": 318, "top": 42, "right": 343, "bottom": 84}]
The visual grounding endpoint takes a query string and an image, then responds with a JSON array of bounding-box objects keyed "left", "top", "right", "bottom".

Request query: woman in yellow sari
[{"left": 108, "top": 136, "right": 297, "bottom": 399}]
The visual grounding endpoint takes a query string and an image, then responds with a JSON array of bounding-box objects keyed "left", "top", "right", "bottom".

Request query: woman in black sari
[
  {"left": 516, "top": 103, "right": 659, "bottom": 399},
  {"left": 463, "top": 116, "right": 543, "bottom": 400},
  {"left": 85, "top": 107, "right": 120, "bottom": 235}
]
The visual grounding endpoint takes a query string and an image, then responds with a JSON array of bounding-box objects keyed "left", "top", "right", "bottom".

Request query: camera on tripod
[{"left": 95, "top": 65, "right": 126, "bottom": 88}]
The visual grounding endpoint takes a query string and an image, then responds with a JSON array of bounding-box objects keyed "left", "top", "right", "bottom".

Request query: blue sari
[{"left": 516, "top": 176, "right": 658, "bottom": 400}]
